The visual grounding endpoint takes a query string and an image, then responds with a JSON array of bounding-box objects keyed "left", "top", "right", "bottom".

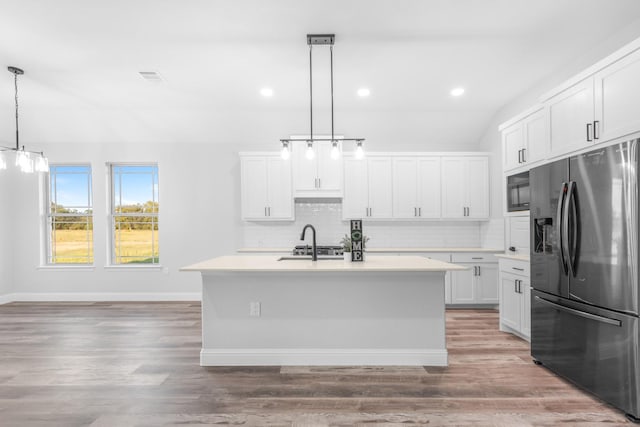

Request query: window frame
[
  {"left": 43, "top": 163, "right": 94, "bottom": 266},
  {"left": 107, "top": 162, "right": 160, "bottom": 266}
]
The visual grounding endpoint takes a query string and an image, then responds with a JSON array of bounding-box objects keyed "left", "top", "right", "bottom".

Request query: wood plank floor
[{"left": 0, "top": 302, "right": 631, "bottom": 426}]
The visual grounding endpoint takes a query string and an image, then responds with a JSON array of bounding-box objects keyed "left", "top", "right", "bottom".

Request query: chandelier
[{"left": 0, "top": 66, "right": 49, "bottom": 173}]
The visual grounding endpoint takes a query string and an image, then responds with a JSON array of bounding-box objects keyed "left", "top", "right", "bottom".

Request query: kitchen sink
[{"left": 277, "top": 256, "right": 343, "bottom": 261}]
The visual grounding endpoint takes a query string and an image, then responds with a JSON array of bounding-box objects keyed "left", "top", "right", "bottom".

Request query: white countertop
[
  {"left": 237, "top": 247, "right": 503, "bottom": 254},
  {"left": 181, "top": 255, "right": 467, "bottom": 273},
  {"left": 495, "top": 253, "right": 530, "bottom": 262}
]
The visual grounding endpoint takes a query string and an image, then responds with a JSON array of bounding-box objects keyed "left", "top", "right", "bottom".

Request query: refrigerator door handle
[
  {"left": 566, "top": 181, "right": 579, "bottom": 277},
  {"left": 534, "top": 296, "right": 622, "bottom": 327},
  {"left": 557, "top": 182, "right": 569, "bottom": 274}
]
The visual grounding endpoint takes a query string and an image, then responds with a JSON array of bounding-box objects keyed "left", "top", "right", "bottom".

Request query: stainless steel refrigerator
[{"left": 530, "top": 138, "right": 640, "bottom": 422}]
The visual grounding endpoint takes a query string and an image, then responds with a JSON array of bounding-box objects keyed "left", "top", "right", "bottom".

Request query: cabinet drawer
[
  {"left": 499, "top": 258, "right": 530, "bottom": 277},
  {"left": 451, "top": 253, "right": 496, "bottom": 263},
  {"left": 425, "top": 252, "right": 451, "bottom": 262}
]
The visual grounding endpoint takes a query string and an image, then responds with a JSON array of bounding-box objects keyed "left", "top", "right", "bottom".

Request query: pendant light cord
[
  {"left": 330, "top": 45, "right": 334, "bottom": 142},
  {"left": 14, "top": 71, "right": 19, "bottom": 151},
  {"left": 309, "top": 44, "right": 313, "bottom": 142}
]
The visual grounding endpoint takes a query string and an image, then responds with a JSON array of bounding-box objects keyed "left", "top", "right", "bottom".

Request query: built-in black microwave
[{"left": 507, "top": 171, "right": 530, "bottom": 212}]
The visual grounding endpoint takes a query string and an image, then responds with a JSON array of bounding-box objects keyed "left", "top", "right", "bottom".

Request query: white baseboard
[
  {"left": 0, "top": 292, "right": 201, "bottom": 304},
  {"left": 200, "top": 348, "right": 448, "bottom": 366}
]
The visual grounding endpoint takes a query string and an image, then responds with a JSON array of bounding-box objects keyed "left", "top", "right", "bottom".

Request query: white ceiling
[{"left": 1, "top": 0, "right": 640, "bottom": 146}]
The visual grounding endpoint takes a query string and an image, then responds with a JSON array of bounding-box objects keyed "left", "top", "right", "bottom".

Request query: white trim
[
  {"left": 103, "top": 265, "right": 163, "bottom": 271},
  {"left": 1, "top": 292, "right": 200, "bottom": 303},
  {"left": 200, "top": 348, "right": 448, "bottom": 366},
  {"left": 37, "top": 265, "right": 96, "bottom": 271}
]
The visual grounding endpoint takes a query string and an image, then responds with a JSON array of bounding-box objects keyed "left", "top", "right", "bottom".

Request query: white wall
[
  {"left": 0, "top": 164, "right": 15, "bottom": 302},
  {"left": 11, "top": 142, "right": 242, "bottom": 298}
]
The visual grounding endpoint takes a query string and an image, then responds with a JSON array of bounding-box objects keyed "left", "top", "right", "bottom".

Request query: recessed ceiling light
[
  {"left": 357, "top": 88, "right": 370, "bottom": 97},
  {"left": 260, "top": 87, "right": 274, "bottom": 97},
  {"left": 450, "top": 87, "right": 465, "bottom": 97}
]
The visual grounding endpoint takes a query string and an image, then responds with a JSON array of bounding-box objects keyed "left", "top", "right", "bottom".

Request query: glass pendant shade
[
  {"left": 305, "top": 142, "right": 315, "bottom": 160},
  {"left": 330, "top": 142, "right": 340, "bottom": 159},
  {"left": 355, "top": 141, "right": 365, "bottom": 160},
  {"left": 281, "top": 142, "right": 290, "bottom": 160},
  {"left": 35, "top": 154, "right": 49, "bottom": 172},
  {"left": 16, "top": 150, "right": 34, "bottom": 173}
]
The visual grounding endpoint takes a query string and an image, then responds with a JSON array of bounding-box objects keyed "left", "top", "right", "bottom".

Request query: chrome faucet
[{"left": 300, "top": 224, "right": 317, "bottom": 261}]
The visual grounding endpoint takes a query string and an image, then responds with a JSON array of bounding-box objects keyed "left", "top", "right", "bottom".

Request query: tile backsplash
[{"left": 242, "top": 202, "right": 504, "bottom": 249}]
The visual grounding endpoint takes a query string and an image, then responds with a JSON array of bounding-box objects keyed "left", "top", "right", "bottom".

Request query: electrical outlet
[{"left": 249, "top": 302, "right": 261, "bottom": 317}]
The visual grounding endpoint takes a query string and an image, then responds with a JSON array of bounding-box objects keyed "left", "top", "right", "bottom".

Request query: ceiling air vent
[{"left": 138, "top": 71, "right": 164, "bottom": 83}]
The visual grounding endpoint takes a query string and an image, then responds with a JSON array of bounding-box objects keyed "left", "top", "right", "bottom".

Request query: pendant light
[
  {"left": 279, "top": 34, "right": 365, "bottom": 159},
  {"left": 0, "top": 66, "right": 48, "bottom": 173}
]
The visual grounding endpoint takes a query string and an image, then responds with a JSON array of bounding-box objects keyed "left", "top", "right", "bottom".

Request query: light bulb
[
  {"left": 0, "top": 153, "right": 6, "bottom": 170},
  {"left": 450, "top": 87, "right": 465, "bottom": 97},
  {"left": 330, "top": 143, "right": 340, "bottom": 160},
  {"left": 355, "top": 142, "right": 365, "bottom": 160},
  {"left": 281, "top": 143, "right": 290, "bottom": 160},
  {"left": 35, "top": 155, "right": 49, "bottom": 172},
  {"left": 305, "top": 142, "right": 315, "bottom": 160}
]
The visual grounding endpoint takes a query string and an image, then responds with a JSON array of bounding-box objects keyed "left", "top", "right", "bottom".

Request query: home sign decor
[{"left": 350, "top": 219, "right": 364, "bottom": 262}]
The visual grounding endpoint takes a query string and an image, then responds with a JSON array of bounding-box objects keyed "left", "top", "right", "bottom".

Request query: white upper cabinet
[
  {"left": 240, "top": 154, "right": 293, "bottom": 221},
  {"left": 539, "top": 44, "right": 640, "bottom": 161},
  {"left": 546, "top": 78, "right": 595, "bottom": 158},
  {"left": 393, "top": 157, "right": 441, "bottom": 219},
  {"left": 442, "top": 156, "right": 489, "bottom": 219},
  {"left": 343, "top": 156, "right": 393, "bottom": 220},
  {"left": 292, "top": 141, "right": 343, "bottom": 198},
  {"left": 594, "top": 48, "right": 640, "bottom": 142},
  {"left": 502, "top": 108, "right": 547, "bottom": 172}
]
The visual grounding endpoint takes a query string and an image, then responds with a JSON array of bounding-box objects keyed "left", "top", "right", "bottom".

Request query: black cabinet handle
[
  {"left": 593, "top": 121, "right": 599, "bottom": 139},
  {"left": 518, "top": 149, "right": 522, "bottom": 163},
  {"left": 586, "top": 123, "right": 593, "bottom": 142},
  {"left": 522, "top": 148, "right": 526, "bottom": 162},
  {"left": 512, "top": 267, "right": 524, "bottom": 271}
]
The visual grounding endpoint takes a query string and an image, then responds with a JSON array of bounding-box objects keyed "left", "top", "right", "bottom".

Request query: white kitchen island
[{"left": 181, "top": 255, "right": 465, "bottom": 367}]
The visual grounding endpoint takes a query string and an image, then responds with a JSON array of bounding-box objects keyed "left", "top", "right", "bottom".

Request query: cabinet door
[
  {"left": 499, "top": 272, "right": 521, "bottom": 331},
  {"left": 547, "top": 78, "right": 595, "bottom": 157},
  {"left": 465, "top": 157, "right": 489, "bottom": 219},
  {"left": 292, "top": 143, "right": 318, "bottom": 193},
  {"left": 475, "top": 263, "right": 498, "bottom": 303},
  {"left": 393, "top": 158, "right": 418, "bottom": 218},
  {"left": 594, "top": 49, "right": 640, "bottom": 142},
  {"left": 342, "top": 157, "right": 369, "bottom": 219},
  {"left": 316, "top": 141, "right": 343, "bottom": 195},
  {"left": 367, "top": 157, "right": 393, "bottom": 218},
  {"left": 451, "top": 265, "right": 475, "bottom": 303},
  {"left": 417, "top": 157, "right": 441, "bottom": 218},
  {"left": 266, "top": 157, "right": 293, "bottom": 219},
  {"left": 521, "top": 278, "right": 531, "bottom": 338},
  {"left": 441, "top": 157, "right": 466, "bottom": 218},
  {"left": 523, "top": 109, "right": 547, "bottom": 164},
  {"left": 502, "top": 123, "right": 524, "bottom": 171},
  {"left": 507, "top": 214, "right": 530, "bottom": 255},
  {"left": 240, "top": 157, "right": 268, "bottom": 220}
]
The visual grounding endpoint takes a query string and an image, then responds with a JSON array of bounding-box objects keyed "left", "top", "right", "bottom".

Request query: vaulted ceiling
[{"left": 1, "top": 0, "right": 640, "bottom": 147}]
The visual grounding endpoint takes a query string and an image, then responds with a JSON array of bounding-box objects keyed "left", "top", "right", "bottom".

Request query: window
[
  {"left": 109, "top": 164, "right": 159, "bottom": 264},
  {"left": 46, "top": 165, "right": 93, "bottom": 264}
]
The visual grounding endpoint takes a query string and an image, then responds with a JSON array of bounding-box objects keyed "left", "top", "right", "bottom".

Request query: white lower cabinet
[
  {"left": 449, "top": 253, "right": 498, "bottom": 305},
  {"left": 498, "top": 258, "right": 530, "bottom": 340}
]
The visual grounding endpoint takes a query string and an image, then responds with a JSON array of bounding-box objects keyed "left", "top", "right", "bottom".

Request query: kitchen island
[{"left": 181, "top": 255, "right": 465, "bottom": 366}]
